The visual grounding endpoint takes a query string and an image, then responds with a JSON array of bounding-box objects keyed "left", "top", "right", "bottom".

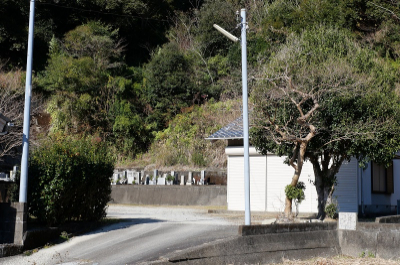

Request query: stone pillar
[
  {"left": 12, "top": 202, "right": 27, "bottom": 245},
  {"left": 153, "top": 170, "right": 158, "bottom": 185},
  {"left": 186, "top": 172, "right": 192, "bottom": 186},
  {"left": 180, "top": 175, "right": 185, "bottom": 185},
  {"left": 200, "top": 170, "right": 206, "bottom": 185},
  {"left": 338, "top": 212, "right": 357, "bottom": 230}
]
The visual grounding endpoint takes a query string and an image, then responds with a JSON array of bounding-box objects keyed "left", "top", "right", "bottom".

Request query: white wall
[
  {"left": 227, "top": 147, "right": 318, "bottom": 213},
  {"left": 266, "top": 155, "right": 317, "bottom": 213},
  {"left": 227, "top": 151, "right": 267, "bottom": 211}
]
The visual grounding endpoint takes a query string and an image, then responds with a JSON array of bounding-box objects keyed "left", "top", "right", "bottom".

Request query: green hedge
[{"left": 28, "top": 135, "right": 115, "bottom": 225}]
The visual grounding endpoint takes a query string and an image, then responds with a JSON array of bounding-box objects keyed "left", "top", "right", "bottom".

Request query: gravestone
[
  {"left": 157, "top": 174, "right": 166, "bottom": 185},
  {"left": 186, "top": 172, "right": 192, "bottom": 186},
  {"left": 145, "top": 175, "right": 150, "bottom": 185},
  {"left": 339, "top": 212, "right": 357, "bottom": 230},
  {"left": 170, "top": 171, "right": 176, "bottom": 184},
  {"left": 141, "top": 171, "right": 144, "bottom": 184},
  {"left": 200, "top": 170, "right": 206, "bottom": 185},
  {"left": 10, "top": 166, "right": 18, "bottom": 182},
  {"left": 120, "top": 171, "right": 127, "bottom": 184},
  {"left": 112, "top": 173, "right": 119, "bottom": 185},
  {"left": 127, "top": 171, "right": 135, "bottom": 184},
  {"left": 134, "top": 172, "right": 141, "bottom": 185},
  {"left": 180, "top": 175, "right": 185, "bottom": 185}
]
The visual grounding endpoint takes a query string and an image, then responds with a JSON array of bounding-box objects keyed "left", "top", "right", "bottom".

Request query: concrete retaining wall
[
  {"left": 111, "top": 185, "right": 227, "bottom": 206},
  {"left": 166, "top": 223, "right": 340, "bottom": 264},
  {"left": 339, "top": 222, "right": 400, "bottom": 259}
]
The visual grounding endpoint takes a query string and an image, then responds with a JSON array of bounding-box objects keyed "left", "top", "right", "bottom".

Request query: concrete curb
[{"left": 0, "top": 243, "right": 23, "bottom": 258}]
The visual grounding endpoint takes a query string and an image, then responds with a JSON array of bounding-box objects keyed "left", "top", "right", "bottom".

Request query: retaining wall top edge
[{"left": 239, "top": 222, "right": 337, "bottom": 236}]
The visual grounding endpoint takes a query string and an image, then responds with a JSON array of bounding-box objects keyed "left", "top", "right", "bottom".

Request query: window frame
[{"left": 371, "top": 162, "right": 394, "bottom": 194}]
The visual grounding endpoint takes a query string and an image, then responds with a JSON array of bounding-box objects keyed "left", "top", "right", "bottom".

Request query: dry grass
[{"left": 272, "top": 256, "right": 400, "bottom": 265}]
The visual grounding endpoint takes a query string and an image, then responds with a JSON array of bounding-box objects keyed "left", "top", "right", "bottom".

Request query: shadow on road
[{"left": 86, "top": 218, "right": 164, "bottom": 235}]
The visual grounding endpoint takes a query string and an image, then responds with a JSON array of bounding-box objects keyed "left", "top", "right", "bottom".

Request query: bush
[
  {"left": 28, "top": 134, "right": 115, "bottom": 225},
  {"left": 285, "top": 181, "right": 306, "bottom": 203},
  {"left": 325, "top": 202, "right": 338, "bottom": 219}
]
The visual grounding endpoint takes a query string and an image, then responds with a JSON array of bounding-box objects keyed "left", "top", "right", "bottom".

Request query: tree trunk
[
  {"left": 284, "top": 142, "right": 307, "bottom": 219},
  {"left": 311, "top": 154, "right": 344, "bottom": 220},
  {"left": 284, "top": 195, "right": 292, "bottom": 218},
  {"left": 315, "top": 172, "right": 328, "bottom": 219}
]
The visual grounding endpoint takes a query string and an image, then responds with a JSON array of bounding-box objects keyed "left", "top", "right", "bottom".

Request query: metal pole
[
  {"left": 241, "top": 8, "right": 251, "bottom": 225},
  {"left": 19, "top": 0, "right": 36, "bottom": 203}
]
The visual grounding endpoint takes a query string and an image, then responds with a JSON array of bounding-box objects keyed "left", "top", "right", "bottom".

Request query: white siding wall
[
  {"left": 266, "top": 155, "right": 317, "bottom": 213},
  {"left": 227, "top": 147, "right": 362, "bottom": 214},
  {"left": 227, "top": 155, "right": 267, "bottom": 211},
  {"left": 334, "top": 158, "right": 358, "bottom": 212}
]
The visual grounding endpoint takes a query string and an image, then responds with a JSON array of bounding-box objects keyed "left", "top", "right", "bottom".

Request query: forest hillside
[{"left": 0, "top": 0, "right": 399, "bottom": 170}]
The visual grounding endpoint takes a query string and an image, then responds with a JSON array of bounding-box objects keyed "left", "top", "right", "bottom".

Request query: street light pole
[
  {"left": 20, "top": 0, "right": 36, "bottom": 203},
  {"left": 213, "top": 8, "right": 250, "bottom": 225},
  {"left": 240, "top": 8, "right": 251, "bottom": 226}
]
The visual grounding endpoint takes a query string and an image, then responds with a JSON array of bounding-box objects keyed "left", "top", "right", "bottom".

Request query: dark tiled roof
[{"left": 206, "top": 116, "right": 243, "bottom": 140}]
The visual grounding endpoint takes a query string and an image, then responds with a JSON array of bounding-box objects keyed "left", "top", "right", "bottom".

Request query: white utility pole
[
  {"left": 240, "top": 8, "right": 250, "bottom": 226},
  {"left": 20, "top": 0, "right": 36, "bottom": 203},
  {"left": 213, "top": 8, "right": 250, "bottom": 225}
]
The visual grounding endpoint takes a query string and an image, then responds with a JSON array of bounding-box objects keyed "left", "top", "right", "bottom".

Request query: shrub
[
  {"left": 325, "top": 202, "right": 338, "bottom": 219},
  {"left": 28, "top": 134, "right": 115, "bottom": 225},
  {"left": 285, "top": 181, "right": 306, "bottom": 203},
  {"left": 166, "top": 175, "right": 175, "bottom": 182}
]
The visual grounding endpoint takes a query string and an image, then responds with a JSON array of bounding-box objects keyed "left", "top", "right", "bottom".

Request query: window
[{"left": 372, "top": 162, "right": 394, "bottom": 194}]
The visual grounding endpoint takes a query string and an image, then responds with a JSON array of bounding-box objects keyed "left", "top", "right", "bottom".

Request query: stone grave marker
[
  {"left": 158, "top": 174, "right": 166, "bottom": 185},
  {"left": 200, "top": 170, "right": 206, "bottom": 185},
  {"left": 127, "top": 171, "right": 135, "bottom": 184},
  {"left": 186, "top": 172, "right": 192, "bottom": 186},
  {"left": 134, "top": 172, "right": 141, "bottom": 185},
  {"left": 112, "top": 173, "right": 119, "bottom": 185},
  {"left": 180, "top": 175, "right": 185, "bottom": 185},
  {"left": 339, "top": 212, "right": 357, "bottom": 230}
]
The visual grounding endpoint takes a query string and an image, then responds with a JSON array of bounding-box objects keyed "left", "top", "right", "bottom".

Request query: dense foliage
[
  {"left": 144, "top": 99, "right": 241, "bottom": 169},
  {"left": 250, "top": 25, "right": 400, "bottom": 218},
  {"left": 28, "top": 135, "right": 114, "bottom": 225}
]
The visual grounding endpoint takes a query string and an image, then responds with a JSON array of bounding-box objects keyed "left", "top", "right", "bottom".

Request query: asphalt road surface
[{"left": 1, "top": 205, "right": 238, "bottom": 265}]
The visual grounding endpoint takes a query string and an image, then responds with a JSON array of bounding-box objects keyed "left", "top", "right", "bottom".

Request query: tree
[
  {"left": 38, "top": 22, "right": 124, "bottom": 133},
  {"left": 144, "top": 42, "right": 196, "bottom": 130},
  {"left": 0, "top": 64, "right": 42, "bottom": 163},
  {"left": 251, "top": 26, "right": 400, "bottom": 219}
]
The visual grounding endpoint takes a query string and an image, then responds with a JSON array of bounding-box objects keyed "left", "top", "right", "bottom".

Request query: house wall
[
  {"left": 334, "top": 159, "right": 358, "bottom": 212},
  {"left": 226, "top": 147, "right": 267, "bottom": 211},
  {"left": 265, "top": 155, "right": 317, "bottom": 213},
  {"left": 359, "top": 160, "right": 400, "bottom": 215},
  {"left": 226, "top": 147, "right": 360, "bottom": 214},
  {"left": 226, "top": 147, "right": 318, "bottom": 213}
]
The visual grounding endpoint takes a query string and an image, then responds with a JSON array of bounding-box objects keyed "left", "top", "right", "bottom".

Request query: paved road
[{"left": 1, "top": 205, "right": 238, "bottom": 265}]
